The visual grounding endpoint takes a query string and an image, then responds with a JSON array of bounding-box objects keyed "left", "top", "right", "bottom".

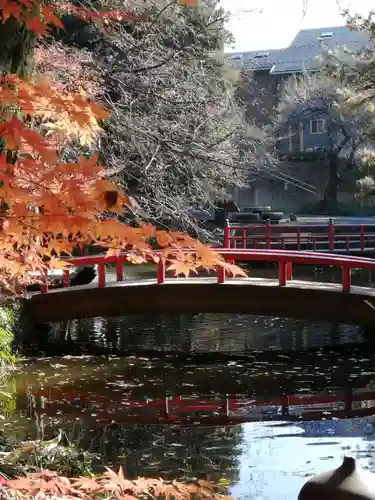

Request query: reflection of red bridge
[
  {"left": 28, "top": 388, "right": 375, "bottom": 426},
  {"left": 25, "top": 249, "right": 375, "bottom": 327}
]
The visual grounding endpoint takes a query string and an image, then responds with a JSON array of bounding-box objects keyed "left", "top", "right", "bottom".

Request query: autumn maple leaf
[
  {"left": 167, "top": 259, "right": 198, "bottom": 277},
  {"left": 101, "top": 466, "right": 137, "bottom": 494},
  {"left": 48, "top": 256, "right": 70, "bottom": 270},
  {"left": 222, "top": 261, "right": 248, "bottom": 278},
  {"left": 3, "top": 469, "right": 236, "bottom": 500},
  {"left": 1, "top": 2, "right": 22, "bottom": 22},
  {"left": 26, "top": 16, "right": 48, "bottom": 35},
  {"left": 72, "top": 475, "right": 103, "bottom": 494},
  {"left": 41, "top": 5, "right": 65, "bottom": 29},
  {"left": 156, "top": 230, "right": 173, "bottom": 248}
]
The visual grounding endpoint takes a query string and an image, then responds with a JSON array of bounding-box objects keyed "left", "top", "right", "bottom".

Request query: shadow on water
[{"left": 6, "top": 267, "right": 375, "bottom": 499}]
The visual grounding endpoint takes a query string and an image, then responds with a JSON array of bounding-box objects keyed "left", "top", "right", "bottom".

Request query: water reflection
[
  {"left": 22, "top": 313, "right": 365, "bottom": 356},
  {"left": 9, "top": 267, "right": 375, "bottom": 500},
  {"left": 1, "top": 349, "right": 375, "bottom": 492},
  {"left": 232, "top": 420, "right": 375, "bottom": 500}
]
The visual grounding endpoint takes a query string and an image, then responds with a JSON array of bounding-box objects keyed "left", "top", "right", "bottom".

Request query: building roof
[{"left": 229, "top": 26, "right": 369, "bottom": 75}]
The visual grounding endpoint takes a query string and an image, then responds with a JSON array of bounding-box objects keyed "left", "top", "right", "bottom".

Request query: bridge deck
[
  {"left": 30, "top": 276, "right": 375, "bottom": 296},
  {"left": 25, "top": 276, "right": 375, "bottom": 327}
]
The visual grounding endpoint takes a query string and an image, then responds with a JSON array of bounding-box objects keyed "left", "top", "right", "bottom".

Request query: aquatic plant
[
  {"left": 0, "top": 430, "right": 94, "bottom": 479},
  {"left": 0, "top": 303, "right": 18, "bottom": 366}
]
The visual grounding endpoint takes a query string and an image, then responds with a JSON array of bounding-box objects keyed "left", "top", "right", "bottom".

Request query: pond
[{"left": 3, "top": 266, "right": 375, "bottom": 499}]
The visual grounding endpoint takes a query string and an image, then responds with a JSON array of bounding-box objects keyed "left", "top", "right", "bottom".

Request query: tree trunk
[
  {"left": 323, "top": 153, "right": 340, "bottom": 203},
  {"left": 0, "top": 19, "right": 36, "bottom": 228},
  {"left": 0, "top": 17, "right": 35, "bottom": 77},
  {"left": 0, "top": 17, "right": 35, "bottom": 160}
]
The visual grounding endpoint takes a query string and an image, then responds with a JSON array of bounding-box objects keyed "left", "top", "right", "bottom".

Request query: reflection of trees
[
  {"left": 35, "top": 312, "right": 364, "bottom": 358},
  {"left": 0, "top": 375, "right": 35, "bottom": 445},
  {"left": 45, "top": 315, "right": 197, "bottom": 354},
  {"left": 65, "top": 422, "right": 242, "bottom": 483}
]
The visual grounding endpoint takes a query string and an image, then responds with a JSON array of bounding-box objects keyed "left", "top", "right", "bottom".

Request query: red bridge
[
  {"left": 224, "top": 220, "right": 375, "bottom": 254},
  {"left": 24, "top": 248, "right": 375, "bottom": 328}
]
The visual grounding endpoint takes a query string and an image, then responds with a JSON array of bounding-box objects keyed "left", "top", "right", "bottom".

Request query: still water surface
[{"left": 4, "top": 266, "right": 375, "bottom": 499}]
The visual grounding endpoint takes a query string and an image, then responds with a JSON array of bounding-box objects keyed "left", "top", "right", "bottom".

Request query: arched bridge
[{"left": 24, "top": 249, "right": 375, "bottom": 328}]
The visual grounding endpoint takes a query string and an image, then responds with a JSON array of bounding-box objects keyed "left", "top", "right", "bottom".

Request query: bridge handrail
[
  {"left": 48, "top": 248, "right": 375, "bottom": 294},
  {"left": 224, "top": 220, "right": 375, "bottom": 251},
  {"left": 64, "top": 248, "right": 375, "bottom": 264},
  {"left": 227, "top": 223, "right": 375, "bottom": 229}
]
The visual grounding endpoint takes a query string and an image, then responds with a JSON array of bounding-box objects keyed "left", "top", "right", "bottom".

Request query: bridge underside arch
[{"left": 24, "top": 280, "right": 375, "bottom": 328}]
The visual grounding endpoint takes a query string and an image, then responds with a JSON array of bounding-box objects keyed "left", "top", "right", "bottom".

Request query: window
[
  {"left": 310, "top": 118, "right": 326, "bottom": 135},
  {"left": 231, "top": 53, "right": 243, "bottom": 60},
  {"left": 254, "top": 51, "right": 270, "bottom": 58},
  {"left": 318, "top": 32, "right": 333, "bottom": 41}
]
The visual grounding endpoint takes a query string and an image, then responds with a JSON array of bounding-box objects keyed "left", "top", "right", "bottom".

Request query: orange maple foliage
[
  {"left": 0, "top": 0, "right": 243, "bottom": 294},
  {"left": 0, "top": 1, "right": 63, "bottom": 35},
  {"left": 2, "top": 467, "right": 234, "bottom": 500}
]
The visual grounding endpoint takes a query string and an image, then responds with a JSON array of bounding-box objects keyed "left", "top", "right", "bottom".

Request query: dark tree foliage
[{"left": 48, "top": 0, "right": 264, "bottom": 236}]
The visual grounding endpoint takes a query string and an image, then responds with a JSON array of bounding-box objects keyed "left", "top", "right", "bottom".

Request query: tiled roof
[
  {"left": 290, "top": 25, "right": 368, "bottom": 46},
  {"left": 229, "top": 26, "right": 369, "bottom": 75}
]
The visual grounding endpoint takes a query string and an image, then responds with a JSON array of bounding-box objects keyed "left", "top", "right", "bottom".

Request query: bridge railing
[
  {"left": 45, "top": 248, "right": 375, "bottom": 295},
  {"left": 223, "top": 220, "right": 375, "bottom": 252}
]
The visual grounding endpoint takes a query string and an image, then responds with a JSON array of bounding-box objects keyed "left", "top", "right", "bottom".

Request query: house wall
[
  {"left": 302, "top": 114, "right": 332, "bottom": 151},
  {"left": 234, "top": 180, "right": 315, "bottom": 213},
  {"left": 233, "top": 159, "right": 371, "bottom": 214},
  {"left": 247, "top": 72, "right": 336, "bottom": 155},
  {"left": 235, "top": 181, "right": 372, "bottom": 215},
  {"left": 278, "top": 108, "right": 337, "bottom": 155},
  {"left": 241, "top": 71, "right": 354, "bottom": 212},
  {"left": 244, "top": 72, "right": 279, "bottom": 126}
]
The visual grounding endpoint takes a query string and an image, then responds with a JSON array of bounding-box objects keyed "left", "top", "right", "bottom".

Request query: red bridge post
[
  {"left": 286, "top": 261, "right": 292, "bottom": 280},
  {"left": 223, "top": 220, "right": 230, "bottom": 248},
  {"left": 278, "top": 261, "right": 290, "bottom": 286},
  {"left": 360, "top": 225, "right": 365, "bottom": 250},
  {"left": 63, "top": 269, "right": 70, "bottom": 288},
  {"left": 265, "top": 221, "right": 271, "bottom": 249},
  {"left": 342, "top": 267, "right": 351, "bottom": 293},
  {"left": 98, "top": 262, "right": 106, "bottom": 288},
  {"left": 217, "top": 265, "right": 225, "bottom": 284},
  {"left": 157, "top": 258, "right": 165, "bottom": 284},
  {"left": 328, "top": 219, "right": 334, "bottom": 251},
  {"left": 40, "top": 268, "right": 48, "bottom": 294},
  {"left": 116, "top": 258, "right": 124, "bottom": 282}
]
